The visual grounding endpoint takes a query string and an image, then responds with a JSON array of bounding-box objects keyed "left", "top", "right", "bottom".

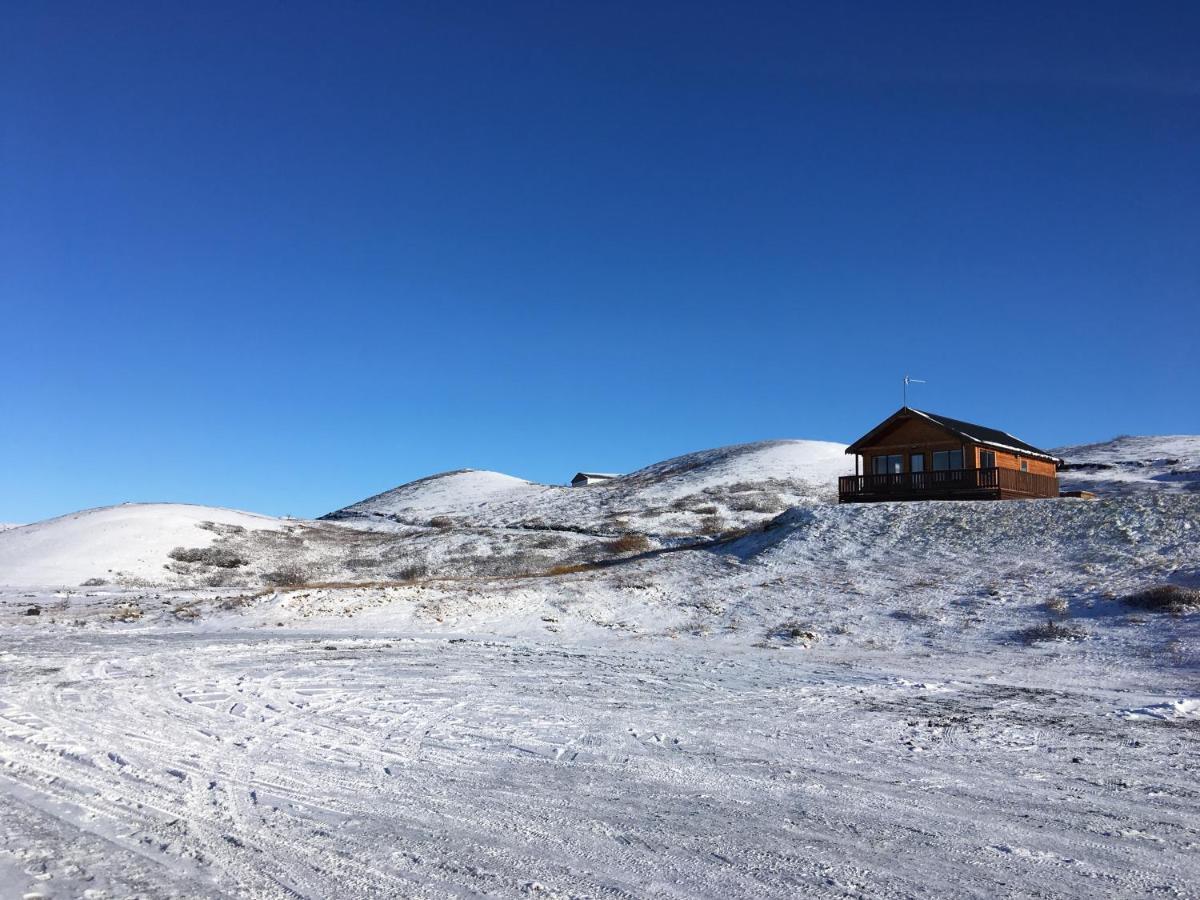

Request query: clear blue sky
[{"left": 2, "top": 2, "right": 1197, "bottom": 522}]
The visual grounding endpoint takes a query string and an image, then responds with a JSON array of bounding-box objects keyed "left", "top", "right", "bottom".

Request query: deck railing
[{"left": 838, "top": 467, "right": 1059, "bottom": 502}]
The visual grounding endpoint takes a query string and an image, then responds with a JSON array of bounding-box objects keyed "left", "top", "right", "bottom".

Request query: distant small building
[
  {"left": 571, "top": 472, "right": 621, "bottom": 487},
  {"left": 839, "top": 407, "right": 1062, "bottom": 503}
]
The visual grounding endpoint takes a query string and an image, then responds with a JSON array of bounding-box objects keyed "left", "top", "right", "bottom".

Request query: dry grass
[
  {"left": 605, "top": 533, "right": 651, "bottom": 555},
  {"left": 1124, "top": 584, "right": 1200, "bottom": 614},
  {"left": 168, "top": 546, "right": 248, "bottom": 568},
  {"left": 546, "top": 563, "right": 597, "bottom": 576}
]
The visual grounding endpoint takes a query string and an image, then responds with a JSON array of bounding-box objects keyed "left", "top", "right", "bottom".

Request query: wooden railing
[
  {"left": 838, "top": 467, "right": 1059, "bottom": 502},
  {"left": 994, "top": 467, "right": 1059, "bottom": 497}
]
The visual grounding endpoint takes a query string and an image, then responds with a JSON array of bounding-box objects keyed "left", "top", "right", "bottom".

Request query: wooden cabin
[{"left": 839, "top": 407, "right": 1061, "bottom": 503}]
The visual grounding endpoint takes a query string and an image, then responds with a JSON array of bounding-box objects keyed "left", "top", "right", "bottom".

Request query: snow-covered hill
[
  {"left": 0, "top": 504, "right": 286, "bottom": 588},
  {"left": 5, "top": 435, "right": 1198, "bottom": 591},
  {"left": 1, "top": 439, "right": 1198, "bottom": 899},
  {"left": 326, "top": 439, "right": 852, "bottom": 537},
  {"left": 1055, "top": 434, "right": 1200, "bottom": 495}
]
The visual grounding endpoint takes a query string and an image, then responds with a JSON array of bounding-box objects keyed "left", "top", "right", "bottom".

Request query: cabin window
[
  {"left": 1020, "top": 460, "right": 1029, "bottom": 472},
  {"left": 910, "top": 453, "right": 925, "bottom": 473},
  {"left": 979, "top": 450, "right": 996, "bottom": 469},
  {"left": 932, "top": 450, "right": 963, "bottom": 471},
  {"left": 873, "top": 454, "right": 903, "bottom": 475}
]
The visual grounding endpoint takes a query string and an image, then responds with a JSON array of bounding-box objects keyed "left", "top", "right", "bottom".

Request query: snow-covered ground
[
  {"left": 1056, "top": 434, "right": 1200, "bottom": 495},
  {"left": 0, "top": 504, "right": 287, "bottom": 588},
  {"left": 0, "top": 436, "right": 1198, "bottom": 898},
  {"left": 326, "top": 439, "right": 852, "bottom": 537}
]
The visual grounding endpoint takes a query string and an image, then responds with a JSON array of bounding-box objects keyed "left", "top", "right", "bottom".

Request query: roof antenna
[{"left": 903, "top": 374, "right": 925, "bottom": 407}]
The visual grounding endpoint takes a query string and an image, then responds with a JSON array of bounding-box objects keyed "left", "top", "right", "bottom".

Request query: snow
[
  {"left": 0, "top": 435, "right": 1198, "bottom": 897},
  {"left": 1055, "top": 434, "right": 1200, "bottom": 495},
  {"left": 0, "top": 503, "right": 285, "bottom": 588},
  {"left": 327, "top": 439, "right": 853, "bottom": 537},
  {"left": 1117, "top": 698, "right": 1200, "bottom": 721},
  {"left": 340, "top": 469, "right": 542, "bottom": 517},
  {"left": 629, "top": 439, "right": 849, "bottom": 498}
]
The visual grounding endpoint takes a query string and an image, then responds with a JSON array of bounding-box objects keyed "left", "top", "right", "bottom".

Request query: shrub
[
  {"left": 429, "top": 516, "right": 455, "bottom": 529},
  {"left": 605, "top": 533, "right": 651, "bottom": 555},
  {"left": 80, "top": 577, "right": 107, "bottom": 587},
  {"left": 197, "top": 521, "right": 246, "bottom": 536},
  {"left": 698, "top": 515, "right": 724, "bottom": 535},
  {"left": 173, "top": 604, "right": 201, "bottom": 621},
  {"left": 1124, "top": 585, "right": 1200, "bottom": 614},
  {"left": 771, "top": 621, "right": 818, "bottom": 643},
  {"left": 390, "top": 563, "right": 429, "bottom": 582},
  {"left": 168, "top": 546, "right": 248, "bottom": 568},
  {"left": 1017, "top": 620, "right": 1089, "bottom": 644},
  {"left": 263, "top": 564, "right": 310, "bottom": 587},
  {"left": 727, "top": 493, "right": 787, "bottom": 514}
]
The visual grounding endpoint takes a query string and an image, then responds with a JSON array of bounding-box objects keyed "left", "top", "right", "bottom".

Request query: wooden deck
[{"left": 838, "top": 467, "right": 1059, "bottom": 503}]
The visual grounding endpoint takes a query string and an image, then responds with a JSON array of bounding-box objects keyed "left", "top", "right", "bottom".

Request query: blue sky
[{"left": 2, "top": 1, "right": 1197, "bottom": 522}]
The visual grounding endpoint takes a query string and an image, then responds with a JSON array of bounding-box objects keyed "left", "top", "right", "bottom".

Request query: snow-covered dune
[
  {"left": 1055, "top": 435, "right": 1200, "bottom": 495},
  {"left": 336, "top": 469, "right": 543, "bottom": 518},
  {"left": 0, "top": 503, "right": 285, "bottom": 588},
  {"left": 325, "top": 439, "right": 852, "bottom": 535},
  {"left": 625, "top": 439, "right": 849, "bottom": 497}
]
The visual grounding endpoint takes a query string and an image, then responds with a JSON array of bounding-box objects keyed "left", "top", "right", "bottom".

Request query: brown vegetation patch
[{"left": 1124, "top": 584, "right": 1200, "bottom": 614}]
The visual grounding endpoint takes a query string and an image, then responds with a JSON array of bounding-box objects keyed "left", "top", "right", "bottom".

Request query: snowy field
[
  {"left": 1, "top": 436, "right": 1198, "bottom": 898},
  {"left": 2, "top": 624, "right": 1197, "bottom": 899}
]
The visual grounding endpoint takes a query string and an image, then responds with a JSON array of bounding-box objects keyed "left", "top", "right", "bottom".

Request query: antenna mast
[{"left": 903, "top": 374, "right": 926, "bottom": 407}]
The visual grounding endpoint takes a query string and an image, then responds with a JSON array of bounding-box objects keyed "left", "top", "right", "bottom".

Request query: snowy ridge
[
  {"left": 623, "top": 439, "right": 848, "bottom": 495},
  {"left": 327, "top": 439, "right": 852, "bottom": 535},
  {"left": 0, "top": 503, "right": 285, "bottom": 588},
  {"left": 1055, "top": 434, "right": 1200, "bottom": 495},
  {"left": 1, "top": 439, "right": 1199, "bottom": 898},
  {"left": 338, "top": 469, "right": 543, "bottom": 516}
]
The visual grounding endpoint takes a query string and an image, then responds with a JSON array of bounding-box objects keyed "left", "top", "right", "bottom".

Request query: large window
[
  {"left": 932, "top": 450, "right": 964, "bottom": 471},
  {"left": 873, "top": 454, "right": 903, "bottom": 475},
  {"left": 979, "top": 450, "right": 996, "bottom": 469},
  {"left": 910, "top": 453, "right": 925, "bottom": 473}
]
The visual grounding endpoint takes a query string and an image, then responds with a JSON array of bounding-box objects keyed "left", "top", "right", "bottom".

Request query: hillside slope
[
  {"left": 1, "top": 444, "right": 1197, "bottom": 899},
  {"left": 326, "top": 439, "right": 851, "bottom": 537},
  {"left": 0, "top": 504, "right": 286, "bottom": 587},
  {"left": 1055, "top": 434, "right": 1200, "bottom": 495}
]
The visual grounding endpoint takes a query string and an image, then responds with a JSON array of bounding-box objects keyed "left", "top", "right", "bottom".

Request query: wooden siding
[
  {"left": 856, "top": 413, "right": 960, "bottom": 475},
  {"left": 853, "top": 411, "right": 1057, "bottom": 477},
  {"left": 973, "top": 445, "right": 1056, "bottom": 477},
  {"left": 858, "top": 414, "right": 954, "bottom": 449}
]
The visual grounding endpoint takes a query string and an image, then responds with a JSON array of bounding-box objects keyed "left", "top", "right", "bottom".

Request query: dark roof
[{"left": 846, "top": 407, "right": 1062, "bottom": 464}]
